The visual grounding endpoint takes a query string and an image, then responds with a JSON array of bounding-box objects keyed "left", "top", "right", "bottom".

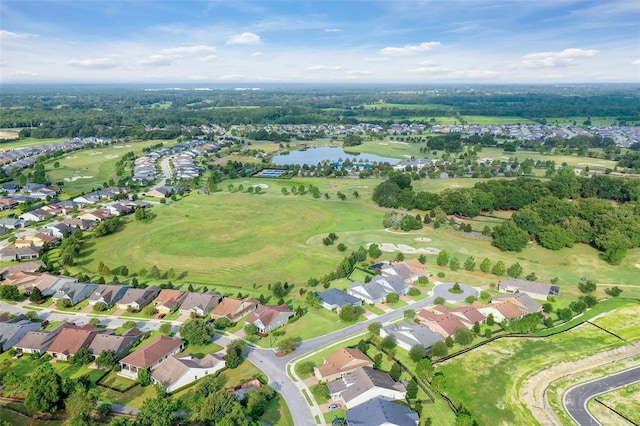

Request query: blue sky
[{"left": 1, "top": 0, "right": 639, "bottom": 84}]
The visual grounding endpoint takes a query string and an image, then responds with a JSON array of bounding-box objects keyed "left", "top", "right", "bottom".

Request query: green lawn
[
  {"left": 588, "top": 382, "right": 640, "bottom": 425},
  {"left": 479, "top": 147, "right": 618, "bottom": 170},
  {"left": 437, "top": 302, "right": 638, "bottom": 426},
  {"left": 181, "top": 340, "right": 224, "bottom": 358}
]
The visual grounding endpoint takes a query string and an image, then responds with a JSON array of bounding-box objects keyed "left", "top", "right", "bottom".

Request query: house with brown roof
[
  {"left": 150, "top": 353, "right": 225, "bottom": 393},
  {"left": 314, "top": 347, "right": 373, "bottom": 382},
  {"left": 0, "top": 198, "right": 19, "bottom": 210},
  {"left": 88, "top": 332, "right": 140, "bottom": 361},
  {"left": 210, "top": 297, "right": 259, "bottom": 321},
  {"left": 153, "top": 289, "right": 188, "bottom": 314},
  {"left": 15, "top": 232, "right": 59, "bottom": 248},
  {"left": 417, "top": 309, "right": 470, "bottom": 338},
  {"left": 62, "top": 217, "right": 97, "bottom": 231},
  {"left": 327, "top": 366, "right": 406, "bottom": 409},
  {"left": 492, "top": 293, "right": 542, "bottom": 315},
  {"left": 473, "top": 300, "right": 527, "bottom": 323},
  {"left": 116, "top": 286, "right": 161, "bottom": 311},
  {"left": 78, "top": 209, "right": 111, "bottom": 223},
  {"left": 0, "top": 246, "right": 40, "bottom": 262},
  {"left": 179, "top": 292, "right": 224, "bottom": 317},
  {"left": 245, "top": 304, "right": 295, "bottom": 333},
  {"left": 0, "top": 261, "right": 45, "bottom": 279},
  {"left": 119, "top": 335, "right": 184, "bottom": 379},
  {"left": 36, "top": 274, "right": 78, "bottom": 297},
  {"left": 46, "top": 324, "right": 109, "bottom": 361}
]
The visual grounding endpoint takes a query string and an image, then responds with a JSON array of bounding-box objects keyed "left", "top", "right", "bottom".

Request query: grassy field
[
  {"left": 588, "top": 382, "right": 640, "bottom": 425},
  {"left": 437, "top": 301, "right": 639, "bottom": 426},
  {"left": 479, "top": 147, "right": 618, "bottom": 170},
  {"left": 45, "top": 139, "right": 176, "bottom": 194}
]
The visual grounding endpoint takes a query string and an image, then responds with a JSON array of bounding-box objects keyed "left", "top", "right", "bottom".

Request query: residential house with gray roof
[
  {"left": 51, "top": 283, "right": 98, "bottom": 306},
  {"left": 346, "top": 396, "right": 419, "bottom": 426},
  {"left": 380, "top": 322, "right": 445, "bottom": 352},
  {"left": 315, "top": 288, "right": 362, "bottom": 312},
  {"left": 328, "top": 366, "right": 406, "bottom": 409},
  {"left": 347, "top": 275, "right": 410, "bottom": 304},
  {"left": 179, "top": 292, "right": 223, "bottom": 317}
]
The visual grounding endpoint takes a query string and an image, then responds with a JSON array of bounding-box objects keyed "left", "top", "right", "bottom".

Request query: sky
[{"left": 1, "top": 0, "right": 639, "bottom": 85}]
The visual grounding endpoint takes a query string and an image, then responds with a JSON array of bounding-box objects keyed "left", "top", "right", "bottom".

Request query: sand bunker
[
  {"left": 87, "top": 152, "right": 103, "bottom": 156},
  {"left": 414, "top": 237, "right": 432, "bottom": 242},
  {"left": 105, "top": 154, "right": 119, "bottom": 159},
  {"left": 390, "top": 141, "right": 409, "bottom": 145},
  {"left": 635, "top": 264, "right": 640, "bottom": 269},
  {"left": 378, "top": 143, "right": 388, "bottom": 146},
  {"left": 370, "top": 242, "right": 440, "bottom": 255},
  {"left": 253, "top": 183, "right": 269, "bottom": 189},
  {"left": 65, "top": 156, "right": 77, "bottom": 160},
  {"left": 64, "top": 176, "right": 93, "bottom": 182},
  {"left": 113, "top": 145, "right": 132, "bottom": 149},
  {"left": 402, "top": 154, "right": 412, "bottom": 158}
]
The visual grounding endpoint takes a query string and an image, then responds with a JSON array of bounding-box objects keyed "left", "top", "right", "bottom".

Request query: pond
[{"left": 272, "top": 146, "right": 400, "bottom": 166}]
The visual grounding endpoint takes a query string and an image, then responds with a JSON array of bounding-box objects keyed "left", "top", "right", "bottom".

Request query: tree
[
  {"left": 29, "top": 287, "right": 43, "bottom": 302},
  {"left": 431, "top": 341, "right": 448, "bottom": 357},
  {"left": 385, "top": 293, "right": 399, "bottom": 304},
  {"left": 445, "top": 336, "right": 454, "bottom": 348},
  {"left": 406, "top": 379, "right": 419, "bottom": 399},
  {"left": 159, "top": 323, "right": 172, "bottom": 335},
  {"left": 578, "top": 280, "right": 597, "bottom": 293},
  {"left": 245, "top": 386, "right": 276, "bottom": 417},
  {"left": 179, "top": 318, "right": 214, "bottom": 346},
  {"left": 542, "top": 303, "right": 553, "bottom": 313},
  {"left": 416, "top": 358, "right": 434, "bottom": 381},
  {"left": 295, "top": 361, "right": 316, "bottom": 377},
  {"left": 492, "top": 220, "right": 529, "bottom": 252},
  {"left": 454, "top": 327, "right": 474, "bottom": 346},
  {"left": 557, "top": 308, "right": 573, "bottom": 322},
  {"left": 434, "top": 296, "right": 446, "bottom": 305},
  {"left": 66, "top": 387, "right": 96, "bottom": 426},
  {"left": 409, "top": 344, "right": 427, "bottom": 362},
  {"left": 380, "top": 335, "right": 397, "bottom": 351},
  {"left": 277, "top": 337, "right": 298, "bottom": 353},
  {"left": 506, "top": 262, "right": 523, "bottom": 278},
  {"left": 225, "top": 339, "right": 247, "bottom": 369},
  {"left": 138, "top": 368, "right": 152, "bottom": 386},
  {"left": 73, "top": 347, "right": 92, "bottom": 365},
  {"left": 418, "top": 254, "right": 427, "bottom": 264},
  {"left": 605, "top": 286, "right": 623, "bottom": 297},
  {"left": 195, "top": 388, "right": 247, "bottom": 426},
  {"left": 449, "top": 257, "right": 460, "bottom": 271},
  {"left": 368, "top": 322, "right": 382, "bottom": 336},
  {"left": 25, "top": 364, "right": 65, "bottom": 413},
  {"left": 487, "top": 313, "right": 495, "bottom": 326},
  {"left": 463, "top": 256, "right": 476, "bottom": 271},
  {"left": 137, "top": 396, "right": 180, "bottom": 426},
  {"left": 436, "top": 250, "right": 450, "bottom": 266},
  {"left": 215, "top": 317, "right": 232, "bottom": 329},
  {"left": 389, "top": 362, "right": 402, "bottom": 381},
  {"left": 96, "top": 350, "right": 118, "bottom": 369},
  {"left": 570, "top": 300, "right": 587, "bottom": 314},
  {"left": 479, "top": 258, "right": 491, "bottom": 274},
  {"left": 368, "top": 243, "right": 382, "bottom": 260},
  {"left": 244, "top": 323, "right": 258, "bottom": 336},
  {"left": 472, "top": 321, "right": 481, "bottom": 334},
  {"left": 142, "top": 304, "right": 157, "bottom": 316},
  {"left": 492, "top": 261, "right": 506, "bottom": 276},
  {"left": 339, "top": 305, "right": 364, "bottom": 322}
]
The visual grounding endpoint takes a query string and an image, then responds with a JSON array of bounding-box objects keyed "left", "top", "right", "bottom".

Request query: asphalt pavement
[{"left": 564, "top": 365, "right": 640, "bottom": 426}]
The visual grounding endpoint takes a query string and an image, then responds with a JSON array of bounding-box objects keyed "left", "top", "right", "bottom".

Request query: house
[
  {"left": 473, "top": 300, "right": 527, "bottom": 323},
  {"left": 78, "top": 209, "right": 111, "bottom": 222},
  {"left": 0, "top": 261, "right": 45, "bottom": 279},
  {"left": 62, "top": 217, "right": 97, "bottom": 230},
  {"left": 145, "top": 187, "right": 174, "bottom": 198},
  {"left": 0, "top": 218, "right": 28, "bottom": 229},
  {"left": 417, "top": 309, "right": 470, "bottom": 338},
  {"left": 381, "top": 322, "right": 445, "bottom": 352},
  {"left": 0, "top": 198, "right": 19, "bottom": 210},
  {"left": 88, "top": 332, "right": 140, "bottom": 360},
  {"left": 380, "top": 261, "right": 421, "bottom": 283},
  {"left": 314, "top": 347, "right": 373, "bottom": 382},
  {"left": 40, "top": 222, "right": 73, "bottom": 239},
  {"left": 0, "top": 318, "right": 41, "bottom": 352},
  {"left": 119, "top": 336, "right": 184, "bottom": 379},
  {"left": 88, "top": 284, "right": 130, "bottom": 308},
  {"left": 497, "top": 278, "right": 559, "bottom": 300},
  {"left": 492, "top": 293, "right": 542, "bottom": 315},
  {"left": 51, "top": 283, "right": 98, "bottom": 306},
  {"left": 116, "top": 286, "right": 161, "bottom": 311},
  {"left": 180, "top": 292, "right": 224, "bottom": 317},
  {"left": 35, "top": 274, "right": 78, "bottom": 296},
  {"left": 327, "top": 366, "right": 406, "bottom": 409},
  {"left": 425, "top": 304, "right": 487, "bottom": 326},
  {"left": 346, "top": 396, "right": 419, "bottom": 426},
  {"left": 15, "top": 233, "right": 59, "bottom": 248},
  {"left": 153, "top": 289, "right": 188, "bottom": 314},
  {"left": 13, "top": 330, "right": 60, "bottom": 355},
  {"left": 19, "top": 208, "right": 52, "bottom": 223},
  {"left": 228, "top": 379, "right": 262, "bottom": 400},
  {"left": 0, "top": 246, "right": 40, "bottom": 262},
  {"left": 2, "top": 183, "right": 20, "bottom": 194},
  {"left": 150, "top": 354, "right": 225, "bottom": 393},
  {"left": 46, "top": 324, "right": 108, "bottom": 361},
  {"left": 210, "top": 297, "right": 259, "bottom": 321},
  {"left": 245, "top": 304, "right": 296, "bottom": 333},
  {"left": 315, "top": 288, "right": 362, "bottom": 312},
  {"left": 347, "top": 275, "right": 411, "bottom": 304}
]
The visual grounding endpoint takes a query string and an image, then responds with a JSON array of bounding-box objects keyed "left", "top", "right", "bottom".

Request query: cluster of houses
[
  {"left": 0, "top": 185, "right": 151, "bottom": 262},
  {"left": 313, "top": 346, "right": 419, "bottom": 425}
]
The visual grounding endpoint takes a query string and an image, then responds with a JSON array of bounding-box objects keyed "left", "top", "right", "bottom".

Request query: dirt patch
[
  {"left": 0, "top": 131, "right": 19, "bottom": 140},
  {"left": 87, "top": 152, "right": 103, "bottom": 156},
  {"left": 373, "top": 242, "right": 440, "bottom": 254},
  {"left": 105, "top": 154, "right": 119, "bottom": 160},
  {"left": 414, "top": 237, "right": 432, "bottom": 242}
]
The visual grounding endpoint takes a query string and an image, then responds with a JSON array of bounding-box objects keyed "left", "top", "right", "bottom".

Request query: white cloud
[
  {"left": 345, "top": 70, "right": 372, "bottom": 76},
  {"left": 632, "top": 59, "right": 640, "bottom": 65},
  {"left": 140, "top": 55, "right": 179, "bottom": 67},
  {"left": 324, "top": 28, "right": 342, "bottom": 32},
  {"left": 226, "top": 32, "right": 262, "bottom": 45},
  {"left": 0, "top": 30, "right": 38, "bottom": 39},
  {"left": 197, "top": 54, "right": 218, "bottom": 62},
  {"left": 218, "top": 74, "right": 245, "bottom": 81},
  {"left": 161, "top": 45, "right": 216, "bottom": 55},
  {"left": 68, "top": 57, "right": 119, "bottom": 69},
  {"left": 379, "top": 41, "right": 441, "bottom": 56},
  {"left": 516, "top": 48, "right": 600, "bottom": 68},
  {"left": 306, "top": 65, "right": 342, "bottom": 72},
  {"left": 9, "top": 71, "right": 39, "bottom": 77},
  {"left": 250, "top": 51, "right": 265, "bottom": 57}
]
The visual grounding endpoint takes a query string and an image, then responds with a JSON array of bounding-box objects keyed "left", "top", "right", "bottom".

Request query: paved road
[{"left": 564, "top": 366, "right": 640, "bottom": 426}]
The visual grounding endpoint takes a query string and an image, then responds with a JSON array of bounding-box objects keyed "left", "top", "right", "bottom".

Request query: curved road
[{"left": 564, "top": 366, "right": 640, "bottom": 426}]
